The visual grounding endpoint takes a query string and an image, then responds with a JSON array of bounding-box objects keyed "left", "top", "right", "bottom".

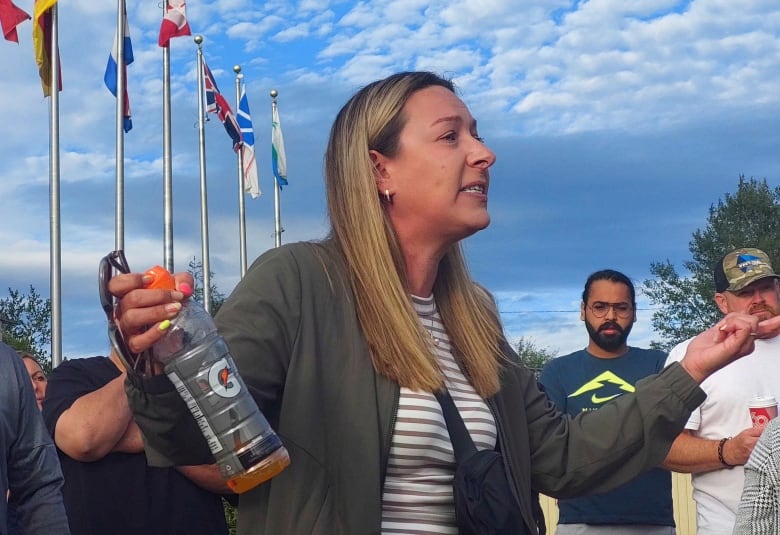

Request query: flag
[
  {"left": 237, "top": 84, "right": 260, "bottom": 198},
  {"left": 0, "top": 0, "right": 30, "bottom": 43},
  {"left": 32, "top": 0, "right": 61, "bottom": 96},
  {"left": 203, "top": 61, "right": 242, "bottom": 152},
  {"left": 158, "top": 0, "right": 190, "bottom": 47},
  {"left": 104, "top": 14, "right": 134, "bottom": 133},
  {"left": 271, "top": 102, "right": 288, "bottom": 188}
]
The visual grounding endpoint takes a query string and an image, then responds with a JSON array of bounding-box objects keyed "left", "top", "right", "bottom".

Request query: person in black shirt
[{"left": 42, "top": 352, "right": 230, "bottom": 535}]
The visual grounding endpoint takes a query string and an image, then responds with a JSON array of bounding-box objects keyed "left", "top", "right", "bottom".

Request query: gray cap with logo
[{"left": 714, "top": 248, "right": 780, "bottom": 293}]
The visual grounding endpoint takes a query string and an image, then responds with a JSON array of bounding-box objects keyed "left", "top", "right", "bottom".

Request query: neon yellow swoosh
[{"left": 591, "top": 393, "right": 621, "bottom": 403}]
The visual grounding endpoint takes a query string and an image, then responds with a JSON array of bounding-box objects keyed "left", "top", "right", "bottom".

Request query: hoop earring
[{"left": 384, "top": 189, "right": 392, "bottom": 204}]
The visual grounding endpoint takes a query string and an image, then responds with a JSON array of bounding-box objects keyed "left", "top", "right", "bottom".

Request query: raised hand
[
  {"left": 679, "top": 312, "right": 761, "bottom": 384},
  {"left": 108, "top": 271, "right": 194, "bottom": 355}
]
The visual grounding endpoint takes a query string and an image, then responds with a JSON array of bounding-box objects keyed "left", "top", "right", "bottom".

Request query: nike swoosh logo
[{"left": 591, "top": 393, "right": 620, "bottom": 403}]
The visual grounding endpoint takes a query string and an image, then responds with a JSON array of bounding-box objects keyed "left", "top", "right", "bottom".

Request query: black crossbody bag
[{"left": 434, "top": 390, "right": 529, "bottom": 535}]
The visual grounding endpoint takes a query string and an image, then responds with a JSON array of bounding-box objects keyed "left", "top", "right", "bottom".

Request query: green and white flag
[{"left": 271, "top": 101, "right": 288, "bottom": 188}]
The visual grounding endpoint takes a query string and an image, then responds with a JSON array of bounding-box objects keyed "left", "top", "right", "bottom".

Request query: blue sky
[{"left": 1, "top": 0, "right": 779, "bottom": 359}]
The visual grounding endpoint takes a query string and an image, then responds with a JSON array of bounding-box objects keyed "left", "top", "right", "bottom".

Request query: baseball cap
[{"left": 714, "top": 248, "right": 780, "bottom": 293}]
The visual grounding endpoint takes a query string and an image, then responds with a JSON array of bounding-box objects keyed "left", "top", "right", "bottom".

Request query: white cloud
[
  {"left": 274, "top": 22, "right": 313, "bottom": 42},
  {"left": 1, "top": 0, "right": 778, "bottom": 361}
]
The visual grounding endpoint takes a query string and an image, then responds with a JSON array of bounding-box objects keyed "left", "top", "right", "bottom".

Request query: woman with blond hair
[{"left": 108, "top": 71, "right": 775, "bottom": 535}]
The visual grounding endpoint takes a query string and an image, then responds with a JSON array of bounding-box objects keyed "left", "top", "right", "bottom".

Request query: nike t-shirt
[{"left": 538, "top": 347, "right": 674, "bottom": 526}]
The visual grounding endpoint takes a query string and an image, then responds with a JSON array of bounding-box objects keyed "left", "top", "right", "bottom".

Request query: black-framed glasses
[
  {"left": 588, "top": 301, "right": 633, "bottom": 319},
  {"left": 99, "top": 250, "right": 148, "bottom": 374}
]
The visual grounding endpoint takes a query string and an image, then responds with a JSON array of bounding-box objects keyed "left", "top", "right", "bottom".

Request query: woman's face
[
  {"left": 375, "top": 85, "right": 496, "bottom": 249},
  {"left": 23, "top": 357, "right": 47, "bottom": 410}
]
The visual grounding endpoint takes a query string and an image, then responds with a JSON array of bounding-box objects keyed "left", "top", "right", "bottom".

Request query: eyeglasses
[
  {"left": 588, "top": 301, "right": 634, "bottom": 319},
  {"left": 99, "top": 250, "right": 150, "bottom": 374}
]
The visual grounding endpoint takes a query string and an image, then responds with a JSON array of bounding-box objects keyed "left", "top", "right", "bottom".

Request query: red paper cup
[{"left": 749, "top": 396, "right": 778, "bottom": 428}]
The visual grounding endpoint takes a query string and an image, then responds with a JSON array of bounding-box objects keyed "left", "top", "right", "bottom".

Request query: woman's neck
[{"left": 403, "top": 247, "right": 445, "bottom": 297}]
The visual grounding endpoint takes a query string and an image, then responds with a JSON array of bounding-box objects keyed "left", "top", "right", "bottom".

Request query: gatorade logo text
[{"left": 208, "top": 358, "right": 242, "bottom": 398}]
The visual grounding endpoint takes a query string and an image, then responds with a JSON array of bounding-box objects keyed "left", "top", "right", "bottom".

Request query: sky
[{"left": 1, "top": 0, "right": 778, "bottom": 361}]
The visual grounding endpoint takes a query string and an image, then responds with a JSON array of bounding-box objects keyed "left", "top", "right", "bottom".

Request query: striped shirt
[{"left": 380, "top": 295, "right": 497, "bottom": 534}]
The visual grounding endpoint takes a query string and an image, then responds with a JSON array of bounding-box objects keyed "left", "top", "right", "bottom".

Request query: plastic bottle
[{"left": 145, "top": 266, "right": 289, "bottom": 493}]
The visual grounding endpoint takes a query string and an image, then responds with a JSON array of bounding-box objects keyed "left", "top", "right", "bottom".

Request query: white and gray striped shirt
[{"left": 380, "top": 295, "right": 497, "bottom": 534}]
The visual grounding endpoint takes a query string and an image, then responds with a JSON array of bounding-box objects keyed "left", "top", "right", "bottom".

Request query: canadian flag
[
  {"left": 158, "top": 0, "right": 190, "bottom": 47},
  {"left": 0, "top": 0, "right": 30, "bottom": 43}
]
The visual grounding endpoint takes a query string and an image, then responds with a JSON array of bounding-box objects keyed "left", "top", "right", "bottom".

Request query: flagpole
[
  {"left": 114, "top": 0, "right": 126, "bottom": 251},
  {"left": 161, "top": 1, "right": 174, "bottom": 272},
  {"left": 271, "top": 89, "right": 282, "bottom": 248},
  {"left": 49, "top": 3, "right": 62, "bottom": 366},
  {"left": 234, "top": 65, "right": 247, "bottom": 277},
  {"left": 194, "top": 35, "right": 212, "bottom": 313}
]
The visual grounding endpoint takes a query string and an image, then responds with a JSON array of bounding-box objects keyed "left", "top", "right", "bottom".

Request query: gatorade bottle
[{"left": 145, "top": 266, "right": 289, "bottom": 493}]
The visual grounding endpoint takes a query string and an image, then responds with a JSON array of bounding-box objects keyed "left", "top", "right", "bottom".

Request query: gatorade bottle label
[
  {"left": 237, "top": 434, "right": 284, "bottom": 471},
  {"left": 167, "top": 370, "right": 224, "bottom": 454}
]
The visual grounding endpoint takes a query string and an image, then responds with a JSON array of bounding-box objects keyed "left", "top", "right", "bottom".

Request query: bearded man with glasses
[{"left": 540, "top": 269, "right": 675, "bottom": 535}]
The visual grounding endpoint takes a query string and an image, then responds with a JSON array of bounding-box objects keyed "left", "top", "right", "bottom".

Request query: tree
[
  {"left": 515, "top": 336, "right": 557, "bottom": 377},
  {"left": 643, "top": 176, "right": 780, "bottom": 350},
  {"left": 0, "top": 285, "right": 52, "bottom": 367},
  {"left": 187, "top": 257, "right": 226, "bottom": 315}
]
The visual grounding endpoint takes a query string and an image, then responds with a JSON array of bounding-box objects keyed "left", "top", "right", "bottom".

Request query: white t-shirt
[{"left": 666, "top": 335, "right": 780, "bottom": 535}]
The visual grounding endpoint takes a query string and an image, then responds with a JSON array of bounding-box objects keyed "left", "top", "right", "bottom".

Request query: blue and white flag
[
  {"left": 237, "top": 84, "right": 260, "bottom": 198},
  {"left": 104, "top": 13, "right": 134, "bottom": 133},
  {"left": 271, "top": 101, "right": 288, "bottom": 188}
]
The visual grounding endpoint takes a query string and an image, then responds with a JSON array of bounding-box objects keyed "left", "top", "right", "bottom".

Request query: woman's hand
[
  {"left": 108, "top": 271, "right": 194, "bottom": 354},
  {"left": 680, "top": 312, "right": 780, "bottom": 383}
]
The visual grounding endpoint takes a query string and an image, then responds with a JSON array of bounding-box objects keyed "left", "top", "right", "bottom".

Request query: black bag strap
[{"left": 434, "top": 389, "right": 478, "bottom": 463}]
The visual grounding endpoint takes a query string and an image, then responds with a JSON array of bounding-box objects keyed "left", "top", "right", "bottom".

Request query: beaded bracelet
[{"left": 718, "top": 437, "right": 735, "bottom": 468}]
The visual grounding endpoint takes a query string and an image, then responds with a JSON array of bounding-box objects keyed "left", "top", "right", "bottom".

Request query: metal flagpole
[
  {"left": 49, "top": 3, "right": 62, "bottom": 366},
  {"left": 114, "top": 0, "right": 127, "bottom": 252},
  {"left": 233, "top": 65, "right": 247, "bottom": 277},
  {"left": 194, "top": 35, "right": 212, "bottom": 313},
  {"left": 271, "top": 90, "right": 282, "bottom": 248},
  {"left": 161, "top": 2, "right": 174, "bottom": 272}
]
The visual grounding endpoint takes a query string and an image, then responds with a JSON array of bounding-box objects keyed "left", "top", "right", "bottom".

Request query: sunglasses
[{"left": 98, "top": 250, "right": 151, "bottom": 374}]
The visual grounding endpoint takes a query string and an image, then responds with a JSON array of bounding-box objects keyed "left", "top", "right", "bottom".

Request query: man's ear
[
  {"left": 714, "top": 293, "right": 730, "bottom": 315},
  {"left": 580, "top": 301, "right": 586, "bottom": 322}
]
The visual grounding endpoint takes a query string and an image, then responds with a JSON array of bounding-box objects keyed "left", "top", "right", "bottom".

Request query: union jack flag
[{"left": 203, "top": 61, "right": 242, "bottom": 152}]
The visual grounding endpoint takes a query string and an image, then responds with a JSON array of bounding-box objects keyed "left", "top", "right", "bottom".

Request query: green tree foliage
[
  {"left": 187, "top": 257, "right": 226, "bottom": 315},
  {"left": 643, "top": 176, "right": 780, "bottom": 350},
  {"left": 515, "top": 336, "right": 557, "bottom": 377},
  {"left": 0, "top": 286, "right": 52, "bottom": 368},
  {"left": 223, "top": 499, "right": 237, "bottom": 535}
]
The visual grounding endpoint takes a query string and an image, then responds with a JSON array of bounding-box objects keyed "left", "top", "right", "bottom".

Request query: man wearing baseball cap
[{"left": 664, "top": 247, "right": 780, "bottom": 534}]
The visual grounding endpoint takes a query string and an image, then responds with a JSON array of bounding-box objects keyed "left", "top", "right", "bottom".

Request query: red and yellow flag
[{"left": 32, "top": 0, "right": 61, "bottom": 96}]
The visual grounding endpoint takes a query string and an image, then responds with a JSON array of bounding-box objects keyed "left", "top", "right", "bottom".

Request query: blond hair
[{"left": 324, "top": 72, "right": 502, "bottom": 398}]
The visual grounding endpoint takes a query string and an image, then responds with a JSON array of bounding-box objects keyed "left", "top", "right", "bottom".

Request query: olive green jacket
[{"left": 126, "top": 240, "right": 705, "bottom": 535}]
